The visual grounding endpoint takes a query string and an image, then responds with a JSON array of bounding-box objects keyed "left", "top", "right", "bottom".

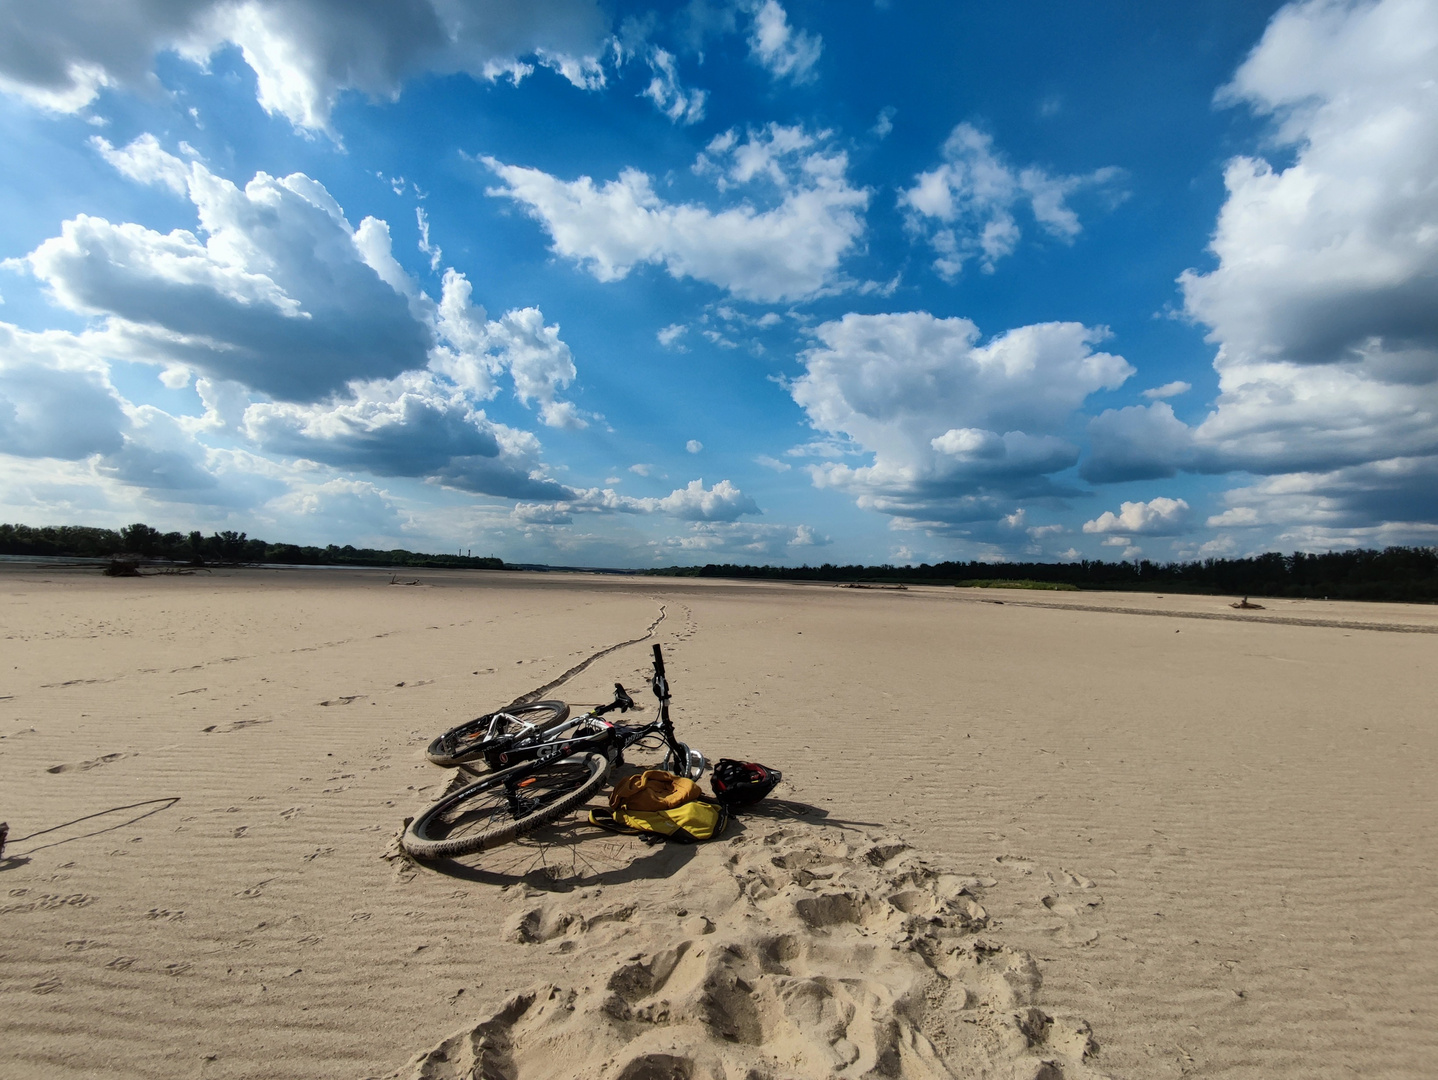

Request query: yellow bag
[
  {"left": 609, "top": 769, "right": 701, "bottom": 812},
  {"left": 589, "top": 800, "right": 728, "bottom": 843}
]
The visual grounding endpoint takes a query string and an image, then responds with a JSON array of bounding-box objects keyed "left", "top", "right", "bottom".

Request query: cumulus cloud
[
  {"left": 91, "top": 133, "right": 190, "bottom": 194},
  {"left": 25, "top": 147, "right": 430, "bottom": 401},
  {"left": 686, "top": 440, "right": 703, "bottom": 454},
  {"left": 243, "top": 370, "right": 571, "bottom": 500},
  {"left": 1083, "top": 401, "right": 1195, "bottom": 483},
  {"left": 1083, "top": 497, "right": 1192, "bottom": 536},
  {"left": 513, "top": 478, "right": 759, "bottom": 525},
  {"left": 655, "top": 520, "right": 828, "bottom": 561},
  {"left": 0, "top": 324, "right": 127, "bottom": 459},
  {"left": 1088, "top": 0, "right": 1438, "bottom": 543},
  {"left": 5, "top": 136, "right": 590, "bottom": 506},
  {"left": 901, "top": 122, "right": 1121, "bottom": 279},
  {"left": 269, "top": 477, "right": 404, "bottom": 536},
  {"left": 747, "top": 1, "right": 821, "bottom": 83},
  {"left": 482, "top": 123, "right": 868, "bottom": 302},
  {"left": 429, "top": 269, "right": 582, "bottom": 417},
  {"left": 790, "top": 312, "right": 1133, "bottom": 530},
  {"left": 1206, "top": 457, "right": 1438, "bottom": 547},
  {"left": 0, "top": 0, "right": 610, "bottom": 133}
]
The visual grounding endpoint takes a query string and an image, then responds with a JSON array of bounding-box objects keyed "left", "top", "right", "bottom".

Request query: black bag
[{"left": 710, "top": 759, "right": 781, "bottom": 808}]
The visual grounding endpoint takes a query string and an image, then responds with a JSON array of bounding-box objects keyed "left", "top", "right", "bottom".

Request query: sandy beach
[{"left": 2, "top": 565, "right": 1435, "bottom": 1079}]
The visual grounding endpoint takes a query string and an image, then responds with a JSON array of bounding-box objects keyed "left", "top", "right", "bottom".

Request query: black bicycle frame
[{"left": 481, "top": 645, "right": 686, "bottom": 774}]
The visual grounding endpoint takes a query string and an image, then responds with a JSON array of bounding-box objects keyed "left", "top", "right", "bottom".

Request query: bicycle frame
[{"left": 478, "top": 645, "right": 702, "bottom": 779}]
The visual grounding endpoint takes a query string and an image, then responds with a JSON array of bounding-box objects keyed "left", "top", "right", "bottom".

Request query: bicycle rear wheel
[
  {"left": 402, "top": 752, "right": 609, "bottom": 860},
  {"left": 425, "top": 700, "right": 570, "bottom": 767}
]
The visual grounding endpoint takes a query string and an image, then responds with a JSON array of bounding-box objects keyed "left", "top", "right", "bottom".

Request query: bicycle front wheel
[
  {"left": 425, "top": 700, "right": 570, "bottom": 767},
  {"left": 402, "top": 752, "right": 609, "bottom": 860}
]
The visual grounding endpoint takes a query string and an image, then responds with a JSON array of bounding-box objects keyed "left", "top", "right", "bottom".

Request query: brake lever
[{"left": 612, "top": 682, "right": 635, "bottom": 713}]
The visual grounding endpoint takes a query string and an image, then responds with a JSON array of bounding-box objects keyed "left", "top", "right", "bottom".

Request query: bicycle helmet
[{"left": 710, "top": 759, "right": 782, "bottom": 808}]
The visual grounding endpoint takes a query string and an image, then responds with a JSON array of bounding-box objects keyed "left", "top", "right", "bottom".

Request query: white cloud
[
  {"left": 1083, "top": 401, "right": 1195, "bottom": 482},
  {"left": 872, "top": 106, "right": 896, "bottom": 139},
  {"left": 628, "top": 463, "right": 653, "bottom": 476},
  {"left": 482, "top": 123, "right": 869, "bottom": 302},
  {"left": 269, "top": 478, "right": 403, "bottom": 535},
  {"left": 1083, "top": 497, "right": 1192, "bottom": 536},
  {"left": 900, "top": 122, "right": 1121, "bottom": 279},
  {"left": 748, "top": 0, "right": 821, "bottom": 83},
  {"left": 243, "top": 369, "right": 572, "bottom": 500},
  {"left": 686, "top": 439, "right": 703, "bottom": 454},
  {"left": 642, "top": 47, "right": 705, "bottom": 124},
  {"left": 1088, "top": 0, "right": 1438, "bottom": 543},
  {"left": 755, "top": 454, "right": 791, "bottom": 472},
  {"left": 790, "top": 312, "right": 1133, "bottom": 530},
  {"left": 5, "top": 138, "right": 593, "bottom": 507},
  {"left": 650, "top": 478, "right": 755, "bottom": 520},
  {"left": 91, "top": 133, "right": 189, "bottom": 195},
  {"left": 1142, "top": 380, "right": 1191, "bottom": 400},
  {"left": 0, "top": 0, "right": 611, "bottom": 133},
  {"left": 416, "top": 207, "right": 442, "bottom": 272},
  {"left": 654, "top": 520, "right": 825, "bottom": 560},
  {"left": 516, "top": 478, "right": 759, "bottom": 524},
  {"left": 1205, "top": 456, "right": 1438, "bottom": 548},
  {"left": 26, "top": 143, "right": 429, "bottom": 401},
  {"left": 657, "top": 323, "right": 689, "bottom": 349},
  {"left": 0, "top": 323, "right": 127, "bottom": 459}
]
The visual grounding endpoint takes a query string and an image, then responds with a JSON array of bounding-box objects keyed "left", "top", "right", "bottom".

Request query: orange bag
[{"left": 609, "top": 769, "right": 701, "bottom": 812}]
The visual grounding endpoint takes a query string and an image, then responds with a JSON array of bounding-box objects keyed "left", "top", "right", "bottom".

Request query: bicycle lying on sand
[{"left": 401, "top": 645, "right": 705, "bottom": 861}]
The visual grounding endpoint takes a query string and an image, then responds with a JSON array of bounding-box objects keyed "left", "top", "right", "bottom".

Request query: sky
[{"left": 1, "top": 0, "right": 1437, "bottom": 568}]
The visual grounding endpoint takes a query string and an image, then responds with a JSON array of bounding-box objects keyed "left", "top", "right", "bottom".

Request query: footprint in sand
[
  {"left": 389, "top": 827, "right": 1105, "bottom": 1080},
  {"left": 145, "top": 908, "right": 185, "bottom": 921},
  {"left": 1037, "top": 869, "right": 1104, "bottom": 946},
  {"left": 106, "top": 956, "right": 139, "bottom": 970},
  {"left": 47, "top": 752, "right": 126, "bottom": 774},
  {"left": 319, "top": 695, "right": 364, "bottom": 707},
  {"left": 234, "top": 880, "right": 272, "bottom": 899},
  {"left": 3, "top": 893, "right": 96, "bottom": 914}
]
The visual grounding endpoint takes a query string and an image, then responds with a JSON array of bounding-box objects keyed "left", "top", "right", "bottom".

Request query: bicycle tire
[
  {"left": 425, "top": 700, "right": 570, "bottom": 767},
  {"left": 402, "top": 752, "right": 610, "bottom": 860}
]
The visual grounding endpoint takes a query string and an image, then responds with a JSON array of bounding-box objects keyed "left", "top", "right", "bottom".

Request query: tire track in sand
[{"left": 506, "top": 604, "right": 671, "bottom": 707}]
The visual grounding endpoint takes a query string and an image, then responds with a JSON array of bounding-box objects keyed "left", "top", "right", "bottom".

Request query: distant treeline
[
  {"left": 0, "top": 522, "right": 504, "bottom": 571},
  {"left": 647, "top": 547, "right": 1438, "bottom": 603}
]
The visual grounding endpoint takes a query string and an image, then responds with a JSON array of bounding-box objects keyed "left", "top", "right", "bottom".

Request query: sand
[{"left": 1, "top": 566, "right": 1435, "bottom": 1079}]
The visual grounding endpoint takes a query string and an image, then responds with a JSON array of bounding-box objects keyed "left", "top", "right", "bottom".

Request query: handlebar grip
[{"left": 652, "top": 643, "right": 666, "bottom": 677}]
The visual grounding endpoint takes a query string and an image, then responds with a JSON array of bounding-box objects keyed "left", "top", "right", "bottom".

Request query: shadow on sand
[{"left": 414, "top": 797, "right": 885, "bottom": 891}]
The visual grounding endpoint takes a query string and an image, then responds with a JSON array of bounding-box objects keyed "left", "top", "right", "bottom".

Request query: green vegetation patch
[{"left": 956, "top": 579, "right": 1080, "bottom": 591}]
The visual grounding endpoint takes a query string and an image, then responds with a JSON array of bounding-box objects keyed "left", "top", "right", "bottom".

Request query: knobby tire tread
[
  {"left": 402, "top": 752, "right": 609, "bottom": 860},
  {"left": 425, "top": 700, "right": 570, "bottom": 767}
]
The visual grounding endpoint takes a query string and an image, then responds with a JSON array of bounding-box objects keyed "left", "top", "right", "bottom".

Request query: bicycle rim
[
  {"left": 402, "top": 752, "right": 609, "bottom": 860},
  {"left": 425, "top": 700, "right": 570, "bottom": 767}
]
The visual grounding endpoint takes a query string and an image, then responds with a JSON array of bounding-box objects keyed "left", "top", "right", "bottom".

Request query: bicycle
[
  {"left": 401, "top": 645, "right": 706, "bottom": 861},
  {"left": 424, "top": 698, "right": 574, "bottom": 769}
]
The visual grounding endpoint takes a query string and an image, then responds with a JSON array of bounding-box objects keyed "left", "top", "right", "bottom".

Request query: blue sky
[{"left": 2, "top": 0, "right": 1437, "bottom": 566}]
